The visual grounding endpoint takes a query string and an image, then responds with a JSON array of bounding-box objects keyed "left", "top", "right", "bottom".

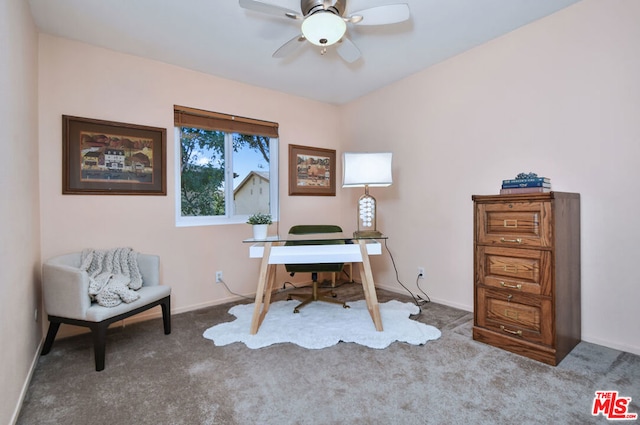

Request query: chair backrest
[
  {"left": 288, "top": 224, "right": 343, "bottom": 236},
  {"left": 285, "top": 225, "right": 345, "bottom": 273}
]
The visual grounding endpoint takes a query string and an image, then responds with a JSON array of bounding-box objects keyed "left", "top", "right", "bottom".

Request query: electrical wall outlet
[
  {"left": 417, "top": 267, "right": 425, "bottom": 279},
  {"left": 215, "top": 271, "right": 223, "bottom": 283}
]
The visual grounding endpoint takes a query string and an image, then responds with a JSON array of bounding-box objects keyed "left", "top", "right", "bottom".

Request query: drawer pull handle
[
  {"left": 500, "top": 281, "right": 522, "bottom": 290},
  {"left": 500, "top": 325, "right": 522, "bottom": 336},
  {"left": 500, "top": 237, "right": 522, "bottom": 244}
]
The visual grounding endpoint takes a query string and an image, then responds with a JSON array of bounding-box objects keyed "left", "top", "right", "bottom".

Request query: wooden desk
[{"left": 245, "top": 235, "right": 385, "bottom": 334}]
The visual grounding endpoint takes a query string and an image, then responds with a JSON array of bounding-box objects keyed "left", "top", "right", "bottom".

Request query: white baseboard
[
  {"left": 12, "top": 338, "right": 44, "bottom": 425},
  {"left": 581, "top": 335, "right": 640, "bottom": 357}
]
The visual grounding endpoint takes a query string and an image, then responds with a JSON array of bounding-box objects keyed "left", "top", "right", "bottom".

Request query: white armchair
[{"left": 41, "top": 252, "right": 171, "bottom": 371}]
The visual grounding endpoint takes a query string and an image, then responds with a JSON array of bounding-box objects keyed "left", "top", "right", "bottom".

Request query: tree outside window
[{"left": 178, "top": 127, "right": 277, "bottom": 224}]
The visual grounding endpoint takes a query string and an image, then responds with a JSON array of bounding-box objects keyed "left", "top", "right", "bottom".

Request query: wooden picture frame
[
  {"left": 288, "top": 144, "right": 336, "bottom": 196},
  {"left": 62, "top": 115, "right": 166, "bottom": 195}
]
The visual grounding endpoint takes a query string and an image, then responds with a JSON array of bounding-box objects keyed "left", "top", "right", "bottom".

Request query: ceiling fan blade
[
  {"left": 348, "top": 3, "right": 410, "bottom": 26},
  {"left": 336, "top": 37, "right": 361, "bottom": 63},
  {"left": 273, "top": 34, "right": 306, "bottom": 58},
  {"left": 239, "top": 0, "right": 301, "bottom": 20}
]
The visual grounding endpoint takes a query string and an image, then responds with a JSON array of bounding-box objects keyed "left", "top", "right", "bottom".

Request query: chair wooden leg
[
  {"left": 91, "top": 323, "right": 108, "bottom": 372},
  {"left": 41, "top": 320, "right": 61, "bottom": 355},
  {"left": 40, "top": 295, "right": 171, "bottom": 371},
  {"left": 161, "top": 297, "right": 171, "bottom": 335}
]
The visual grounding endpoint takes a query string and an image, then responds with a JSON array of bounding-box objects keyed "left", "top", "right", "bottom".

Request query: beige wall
[
  {"left": 0, "top": 0, "right": 41, "bottom": 423},
  {"left": 37, "top": 35, "right": 347, "bottom": 324},
  {"left": 341, "top": 0, "right": 640, "bottom": 355}
]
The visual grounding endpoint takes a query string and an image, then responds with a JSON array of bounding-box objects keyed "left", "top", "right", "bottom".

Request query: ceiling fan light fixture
[{"left": 301, "top": 12, "right": 346, "bottom": 46}]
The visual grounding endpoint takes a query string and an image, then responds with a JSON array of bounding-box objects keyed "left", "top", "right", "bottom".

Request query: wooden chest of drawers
[{"left": 472, "top": 192, "right": 581, "bottom": 365}]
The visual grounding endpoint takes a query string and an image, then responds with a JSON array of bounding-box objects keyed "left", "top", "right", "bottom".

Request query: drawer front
[
  {"left": 476, "top": 287, "right": 553, "bottom": 346},
  {"left": 476, "top": 200, "right": 552, "bottom": 248},
  {"left": 476, "top": 246, "right": 551, "bottom": 295}
]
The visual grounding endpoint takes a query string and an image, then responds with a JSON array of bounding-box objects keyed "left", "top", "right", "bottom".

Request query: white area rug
[{"left": 203, "top": 299, "right": 441, "bottom": 349}]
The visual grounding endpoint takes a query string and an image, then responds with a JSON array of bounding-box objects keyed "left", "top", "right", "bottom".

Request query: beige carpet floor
[{"left": 17, "top": 283, "right": 640, "bottom": 424}]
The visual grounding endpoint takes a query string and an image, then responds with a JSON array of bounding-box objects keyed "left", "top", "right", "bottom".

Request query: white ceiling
[{"left": 27, "top": 0, "right": 580, "bottom": 105}]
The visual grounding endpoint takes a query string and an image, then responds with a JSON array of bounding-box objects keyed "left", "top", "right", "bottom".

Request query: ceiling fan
[{"left": 239, "top": 0, "right": 411, "bottom": 63}]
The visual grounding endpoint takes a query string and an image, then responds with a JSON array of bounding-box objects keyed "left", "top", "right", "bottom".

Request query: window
[{"left": 174, "top": 106, "right": 279, "bottom": 226}]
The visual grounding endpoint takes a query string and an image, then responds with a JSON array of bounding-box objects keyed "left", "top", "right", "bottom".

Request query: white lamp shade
[
  {"left": 342, "top": 152, "right": 393, "bottom": 187},
  {"left": 301, "top": 12, "right": 347, "bottom": 46}
]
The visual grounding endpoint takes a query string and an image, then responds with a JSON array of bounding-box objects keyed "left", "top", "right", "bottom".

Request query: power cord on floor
[
  {"left": 383, "top": 239, "right": 431, "bottom": 317},
  {"left": 218, "top": 279, "right": 255, "bottom": 301}
]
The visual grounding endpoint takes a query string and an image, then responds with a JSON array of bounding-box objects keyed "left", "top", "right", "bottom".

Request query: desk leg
[
  {"left": 261, "top": 264, "right": 278, "bottom": 314},
  {"left": 358, "top": 240, "right": 383, "bottom": 331},
  {"left": 250, "top": 242, "right": 273, "bottom": 335}
]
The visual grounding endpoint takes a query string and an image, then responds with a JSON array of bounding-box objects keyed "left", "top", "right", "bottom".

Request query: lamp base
[{"left": 353, "top": 230, "right": 383, "bottom": 238}]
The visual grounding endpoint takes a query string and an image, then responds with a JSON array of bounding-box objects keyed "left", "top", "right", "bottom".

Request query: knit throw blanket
[{"left": 80, "top": 247, "right": 143, "bottom": 307}]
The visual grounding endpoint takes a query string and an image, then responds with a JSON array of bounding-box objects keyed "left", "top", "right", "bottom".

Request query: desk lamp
[{"left": 342, "top": 152, "right": 393, "bottom": 238}]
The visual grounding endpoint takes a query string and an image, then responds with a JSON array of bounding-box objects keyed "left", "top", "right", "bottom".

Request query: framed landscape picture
[
  {"left": 288, "top": 144, "right": 336, "bottom": 196},
  {"left": 62, "top": 115, "right": 166, "bottom": 195}
]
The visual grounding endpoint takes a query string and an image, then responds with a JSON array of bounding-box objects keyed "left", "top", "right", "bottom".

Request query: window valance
[{"left": 174, "top": 105, "right": 279, "bottom": 138}]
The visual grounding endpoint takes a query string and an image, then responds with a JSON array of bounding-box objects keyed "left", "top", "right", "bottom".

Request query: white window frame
[{"left": 174, "top": 127, "right": 279, "bottom": 227}]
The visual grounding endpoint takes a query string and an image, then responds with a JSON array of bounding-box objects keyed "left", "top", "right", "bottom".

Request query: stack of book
[{"left": 500, "top": 176, "right": 551, "bottom": 194}]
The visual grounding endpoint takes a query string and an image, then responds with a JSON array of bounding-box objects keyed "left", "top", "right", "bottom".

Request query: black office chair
[{"left": 285, "top": 225, "right": 350, "bottom": 313}]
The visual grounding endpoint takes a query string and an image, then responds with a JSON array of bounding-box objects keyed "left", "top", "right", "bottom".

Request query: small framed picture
[
  {"left": 62, "top": 115, "right": 166, "bottom": 195},
  {"left": 288, "top": 144, "right": 336, "bottom": 196}
]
